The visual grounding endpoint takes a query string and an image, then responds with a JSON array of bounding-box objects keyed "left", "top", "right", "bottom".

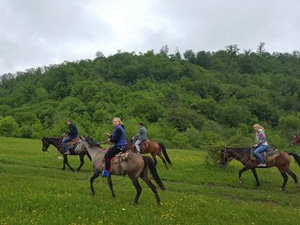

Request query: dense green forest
[{"left": 0, "top": 44, "right": 300, "bottom": 154}]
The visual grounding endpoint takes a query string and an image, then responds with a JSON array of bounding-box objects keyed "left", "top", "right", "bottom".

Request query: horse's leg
[
  {"left": 75, "top": 154, "right": 85, "bottom": 173},
  {"left": 280, "top": 172, "right": 288, "bottom": 191},
  {"left": 251, "top": 168, "right": 260, "bottom": 186},
  {"left": 87, "top": 152, "right": 92, "bottom": 161},
  {"left": 157, "top": 152, "right": 168, "bottom": 170},
  {"left": 140, "top": 169, "right": 161, "bottom": 204},
  {"left": 239, "top": 167, "right": 250, "bottom": 186},
  {"left": 129, "top": 176, "right": 142, "bottom": 204},
  {"left": 287, "top": 169, "right": 299, "bottom": 190},
  {"left": 108, "top": 175, "right": 116, "bottom": 198},
  {"left": 62, "top": 154, "right": 66, "bottom": 170},
  {"left": 63, "top": 155, "right": 74, "bottom": 172},
  {"left": 152, "top": 153, "right": 158, "bottom": 166},
  {"left": 90, "top": 170, "right": 101, "bottom": 196}
]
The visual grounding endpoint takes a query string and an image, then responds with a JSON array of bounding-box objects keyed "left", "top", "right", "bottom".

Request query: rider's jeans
[
  {"left": 62, "top": 136, "right": 73, "bottom": 152},
  {"left": 135, "top": 140, "right": 141, "bottom": 152},
  {"left": 254, "top": 145, "right": 269, "bottom": 164}
]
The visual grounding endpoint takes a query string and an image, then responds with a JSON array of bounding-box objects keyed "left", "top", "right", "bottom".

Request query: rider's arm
[
  {"left": 110, "top": 128, "right": 122, "bottom": 143},
  {"left": 69, "top": 124, "right": 77, "bottom": 137},
  {"left": 256, "top": 132, "right": 266, "bottom": 146},
  {"left": 139, "top": 128, "right": 144, "bottom": 135}
]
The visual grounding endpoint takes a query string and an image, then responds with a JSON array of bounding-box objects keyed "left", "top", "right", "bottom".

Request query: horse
[
  {"left": 291, "top": 134, "right": 300, "bottom": 145},
  {"left": 75, "top": 136, "right": 165, "bottom": 205},
  {"left": 127, "top": 138, "right": 172, "bottom": 169},
  {"left": 220, "top": 147, "right": 300, "bottom": 191},
  {"left": 41, "top": 136, "right": 91, "bottom": 172}
]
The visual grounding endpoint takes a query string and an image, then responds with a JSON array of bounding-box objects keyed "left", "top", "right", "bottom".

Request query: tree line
[{"left": 0, "top": 44, "right": 299, "bottom": 155}]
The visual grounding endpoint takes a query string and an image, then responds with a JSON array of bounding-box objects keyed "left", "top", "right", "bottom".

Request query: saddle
[
  {"left": 133, "top": 137, "right": 149, "bottom": 153},
  {"left": 108, "top": 150, "right": 130, "bottom": 174},
  {"left": 250, "top": 146, "right": 280, "bottom": 164},
  {"left": 139, "top": 140, "right": 149, "bottom": 152},
  {"left": 61, "top": 137, "right": 79, "bottom": 150}
]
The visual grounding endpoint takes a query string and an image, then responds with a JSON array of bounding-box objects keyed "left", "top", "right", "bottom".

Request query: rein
[{"left": 223, "top": 148, "right": 239, "bottom": 162}]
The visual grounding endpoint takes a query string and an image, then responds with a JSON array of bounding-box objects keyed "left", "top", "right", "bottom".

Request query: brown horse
[
  {"left": 75, "top": 137, "right": 165, "bottom": 205},
  {"left": 41, "top": 137, "right": 91, "bottom": 172},
  {"left": 220, "top": 147, "right": 300, "bottom": 191},
  {"left": 291, "top": 134, "right": 300, "bottom": 145},
  {"left": 127, "top": 138, "right": 172, "bottom": 169}
]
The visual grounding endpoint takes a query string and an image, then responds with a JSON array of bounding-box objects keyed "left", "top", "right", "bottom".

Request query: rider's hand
[
  {"left": 104, "top": 132, "right": 111, "bottom": 137},
  {"left": 107, "top": 138, "right": 111, "bottom": 143}
]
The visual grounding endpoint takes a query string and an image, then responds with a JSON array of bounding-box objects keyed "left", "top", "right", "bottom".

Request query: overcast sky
[{"left": 0, "top": 0, "right": 299, "bottom": 75}]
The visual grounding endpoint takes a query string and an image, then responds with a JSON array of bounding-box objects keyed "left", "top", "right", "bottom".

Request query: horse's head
[
  {"left": 41, "top": 137, "right": 50, "bottom": 152},
  {"left": 75, "top": 136, "right": 86, "bottom": 154},
  {"left": 220, "top": 148, "right": 229, "bottom": 165}
]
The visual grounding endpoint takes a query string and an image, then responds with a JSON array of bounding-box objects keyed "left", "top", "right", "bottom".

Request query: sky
[{"left": 0, "top": 0, "right": 300, "bottom": 75}]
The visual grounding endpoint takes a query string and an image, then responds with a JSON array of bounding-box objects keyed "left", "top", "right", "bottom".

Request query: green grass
[{"left": 1, "top": 137, "right": 300, "bottom": 225}]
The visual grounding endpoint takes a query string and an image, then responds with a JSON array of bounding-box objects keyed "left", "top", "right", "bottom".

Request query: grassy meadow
[{"left": 1, "top": 137, "right": 300, "bottom": 225}]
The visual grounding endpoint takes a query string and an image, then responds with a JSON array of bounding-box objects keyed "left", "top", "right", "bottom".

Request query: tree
[
  {"left": 0, "top": 116, "right": 18, "bottom": 137},
  {"left": 226, "top": 44, "right": 240, "bottom": 66},
  {"left": 257, "top": 42, "right": 266, "bottom": 56},
  {"left": 183, "top": 50, "right": 196, "bottom": 63}
]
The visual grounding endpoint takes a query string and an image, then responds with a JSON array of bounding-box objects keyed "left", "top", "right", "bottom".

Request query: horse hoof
[
  {"left": 280, "top": 188, "right": 285, "bottom": 191},
  {"left": 74, "top": 170, "right": 79, "bottom": 173},
  {"left": 62, "top": 168, "right": 65, "bottom": 171},
  {"left": 157, "top": 202, "right": 162, "bottom": 206},
  {"left": 91, "top": 192, "right": 95, "bottom": 196},
  {"left": 239, "top": 180, "right": 243, "bottom": 186}
]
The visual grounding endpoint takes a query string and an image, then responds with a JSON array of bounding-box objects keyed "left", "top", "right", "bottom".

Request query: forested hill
[{"left": 0, "top": 46, "right": 300, "bottom": 151}]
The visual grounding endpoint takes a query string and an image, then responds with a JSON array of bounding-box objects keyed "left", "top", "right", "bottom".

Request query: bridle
[{"left": 222, "top": 148, "right": 239, "bottom": 163}]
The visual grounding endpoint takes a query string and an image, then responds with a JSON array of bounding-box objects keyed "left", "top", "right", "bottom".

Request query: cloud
[{"left": 0, "top": 0, "right": 300, "bottom": 75}]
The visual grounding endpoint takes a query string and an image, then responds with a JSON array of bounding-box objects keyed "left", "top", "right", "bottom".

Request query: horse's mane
[
  {"left": 44, "top": 137, "right": 61, "bottom": 140},
  {"left": 85, "top": 137, "right": 101, "bottom": 148},
  {"left": 225, "top": 148, "right": 251, "bottom": 152}
]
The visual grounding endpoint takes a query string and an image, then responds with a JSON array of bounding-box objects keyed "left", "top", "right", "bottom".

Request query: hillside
[{"left": 0, "top": 47, "right": 300, "bottom": 151}]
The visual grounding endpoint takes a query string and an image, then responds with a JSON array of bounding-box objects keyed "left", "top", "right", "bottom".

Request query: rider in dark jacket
[
  {"left": 62, "top": 119, "right": 78, "bottom": 154},
  {"left": 102, "top": 117, "right": 127, "bottom": 177}
]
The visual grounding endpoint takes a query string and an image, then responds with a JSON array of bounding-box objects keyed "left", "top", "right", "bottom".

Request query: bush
[
  {"left": 278, "top": 115, "right": 300, "bottom": 138},
  {"left": 0, "top": 116, "right": 18, "bottom": 137}
]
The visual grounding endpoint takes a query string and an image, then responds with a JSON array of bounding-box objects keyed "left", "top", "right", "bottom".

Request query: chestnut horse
[
  {"left": 220, "top": 148, "right": 300, "bottom": 191},
  {"left": 41, "top": 137, "right": 91, "bottom": 172},
  {"left": 127, "top": 138, "right": 172, "bottom": 169},
  {"left": 75, "top": 137, "right": 165, "bottom": 204}
]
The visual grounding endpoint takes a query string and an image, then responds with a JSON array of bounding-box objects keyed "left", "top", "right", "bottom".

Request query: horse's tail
[
  {"left": 143, "top": 156, "right": 166, "bottom": 191},
  {"left": 159, "top": 143, "right": 172, "bottom": 165},
  {"left": 288, "top": 152, "right": 300, "bottom": 167}
]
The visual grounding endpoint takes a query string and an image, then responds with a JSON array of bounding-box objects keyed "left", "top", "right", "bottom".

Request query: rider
[
  {"left": 134, "top": 122, "right": 147, "bottom": 153},
  {"left": 102, "top": 117, "right": 127, "bottom": 178},
  {"left": 253, "top": 124, "right": 269, "bottom": 167},
  {"left": 62, "top": 119, "right": 78, "bottom": 155}
]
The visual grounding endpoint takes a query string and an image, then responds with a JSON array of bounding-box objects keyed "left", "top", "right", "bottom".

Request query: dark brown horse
[
  {"left": 291, "top": 134, "right": 300, "bottom": 145},
  {"left": 41, "top": 137, "right": 91, "bottom": 172},
  {"left": 220, "top": 147, "right": 300, "bottom": 191},
  {"left": 75, "top": 137, "right": 165, "bottom": 204},
  {"left": 127, "top": 138, "right": 172, "bottom": 169}
]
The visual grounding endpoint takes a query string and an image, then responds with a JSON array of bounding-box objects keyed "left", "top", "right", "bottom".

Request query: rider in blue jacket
[
  {"left": 62, "top": 119, "right": 78, "bottom": 155},
  {"left": 102, "top": 117, "right": 127, "bottom": 177}
]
